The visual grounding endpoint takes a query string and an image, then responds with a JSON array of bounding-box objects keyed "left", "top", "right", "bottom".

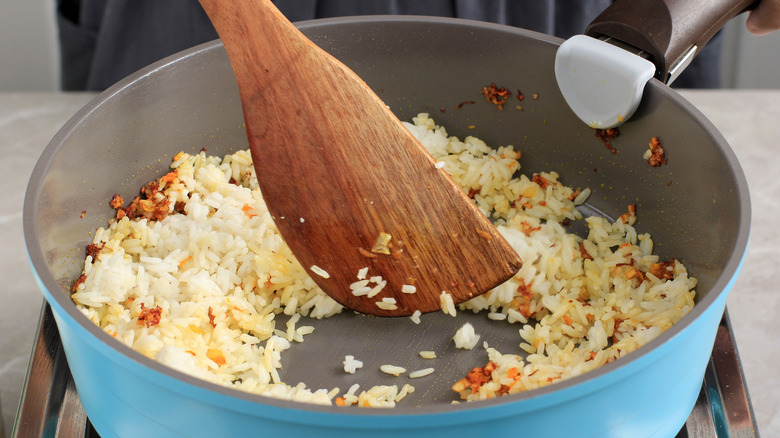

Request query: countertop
[{"left": 1, "top": 90, "right": 778, "bottom": 437}]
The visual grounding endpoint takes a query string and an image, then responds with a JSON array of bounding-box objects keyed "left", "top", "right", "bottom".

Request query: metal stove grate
[{"left": 13, "top": 303, "right": 760, "bottom": 437}]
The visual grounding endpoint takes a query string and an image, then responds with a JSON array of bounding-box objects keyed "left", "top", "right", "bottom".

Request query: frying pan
[{"left": 24, "top": 16, "right": 749, "bottom": 438}]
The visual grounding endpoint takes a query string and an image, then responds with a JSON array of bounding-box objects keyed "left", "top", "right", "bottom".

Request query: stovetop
[{"left": 13, "top": 304, "right": 760, "bottom": 437}]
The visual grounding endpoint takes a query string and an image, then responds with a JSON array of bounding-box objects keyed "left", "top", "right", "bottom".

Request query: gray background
[{"left": 0, "top": 0, "right": 778, "bottom": 91}]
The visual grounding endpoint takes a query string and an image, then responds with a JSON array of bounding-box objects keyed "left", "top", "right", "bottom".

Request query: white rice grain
[
  {"left": 394, "top": 384, "right": 415, "bottom": 402},
  {"left": 376, "top": 297, "right": 398, "bottom": 311},
  {"left": 440, "top": 291, "right": 456, "bottom": 317},
  {"left": 453, "top": 323, "right": 480, "bottom": 350},
  {"left": 351, "top": 286, "right": 372, "bottom": 297},
  {"left": 401, "top": 284, "right": 417, "bottom": 294},
  {"left": 380, "top": 364, "right": 406, "bottom": 376},
  {"left": 343, "top": 355, "right": 363, "bottom": 374},
  {"left": 487, "top": 312, "right": 507, "bottom": 321},
  {"left": 366, "top": 280, "right": 387, "bottom": 298},
  {"left": 350, "top": 279, "right": 370, "bottom": 290},
  {"left": 409, "top": 368, "right": 435, "bottom": 378},
  {"left": 310, "top": 265, "right": 330, "bottom": 279}
]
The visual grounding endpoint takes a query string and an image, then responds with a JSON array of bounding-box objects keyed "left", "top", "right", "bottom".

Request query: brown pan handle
[{"left": 586, "top": 0, "right": 757, "bottom": 83}]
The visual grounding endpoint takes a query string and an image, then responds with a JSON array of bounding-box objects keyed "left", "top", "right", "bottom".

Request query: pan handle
[{"left": 585, "top": 0, "right": 757, "bottom": 84}]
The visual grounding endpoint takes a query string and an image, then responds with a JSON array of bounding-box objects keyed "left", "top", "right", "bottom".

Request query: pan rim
[{"left": 23, "top": 15, "right": 751, "bottom": 422}]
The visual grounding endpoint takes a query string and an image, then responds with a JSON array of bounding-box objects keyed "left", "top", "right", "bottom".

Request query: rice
[
  {"left": 440, "top": 291, "right": 457, "bottom": 317},
  {"left": 395, "top": 383, "right": 416, "bottom": 402},
  {"left": 72, "top": 149, "right": 344, "bottom": 405},
  {"left": 336, "top": 383, "right": 362, "bottom": 406},
  {"left": 487, "top": 312, "right": 507, "bottom": 321},
  {"left": 366, "top": 279, "right": 387, "bottom": 298},
  {"left": 453, "top": 323, "right": 480, "bottom": 350},
  {"left": 357, "top": 385, "right": 402, "bottom": 407},
  {"left": 419, "top": 351, "right": 437, "bottom": 359},
  {"left": 350, "top": 279, "right": 370, "bottom": 290},
  {"left": 409, "top": 368, "right": 435, "bottom": 379},
  {"left": 340, "top": 383, "right": 415, "bottom": 406},
  {"left": 404, "top": 114, "right": 695, "bottom": 400},
  {"left": 401, "top": 284, "right": 417, "bottom": 294},
  {"left": 343, "top": 355, "right": 363, "bottom": 374},
  {"left": 72, "top": 113, "right": 696, "bottom": 407},
  {"left": 380, "top": 364, "right": 407, "bottom": 376},
  {"left": 351, "top": 286, "right": 372, "bottom": 297},
  {"left": 376, "top": 297, "right": 398, "bottom": 311},
  {"left": 310, "top": 265, "right": 330, "bottom": 279}
]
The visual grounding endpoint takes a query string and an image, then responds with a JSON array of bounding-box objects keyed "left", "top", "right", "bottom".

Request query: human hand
[{"left": 746, "top": 0, "right": 780, "bottom": 35}]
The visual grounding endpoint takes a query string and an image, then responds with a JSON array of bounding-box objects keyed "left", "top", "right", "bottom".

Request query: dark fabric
[
  {"left": 56, "top": 0, "right": 721, "bottom": 91},
  {"left": 57, "top": 0, "right": 218, "bottom": 90}
]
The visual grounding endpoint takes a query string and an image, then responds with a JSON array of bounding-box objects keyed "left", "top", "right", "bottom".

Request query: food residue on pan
[
  {"left": 481, "top": 83, "right": 511, "bottom": 110},
  {"left": 619, "top": 204, "right": 637, "bottom": 225},
  {"left": 473, "top": 83, "right": 540, "bottom": 112},
  {"left": 594, "top": 127, "right": 620, "bottom": 154},
  {"left": 72, "top": 113, "right": 696, "bottom": 408},
  {"left": 644, "top": 136, "right": 668, "bottom": 167}
]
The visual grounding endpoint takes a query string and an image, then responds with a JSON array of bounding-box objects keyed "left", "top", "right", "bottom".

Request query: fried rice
[{"left": 71, "top": 113, "right": 696, "bottom": 406}]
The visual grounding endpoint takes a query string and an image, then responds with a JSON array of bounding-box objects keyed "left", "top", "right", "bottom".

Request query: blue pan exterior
[{"left": 36, "top": 265, "right": 739, "bottom": 437}]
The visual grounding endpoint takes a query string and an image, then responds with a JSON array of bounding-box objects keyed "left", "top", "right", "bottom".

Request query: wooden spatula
[{"left": 199, "top": 0, "right": 521, "bottom": 316}]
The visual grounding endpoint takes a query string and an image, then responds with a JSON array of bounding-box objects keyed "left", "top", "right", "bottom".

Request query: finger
[{"left": 746, "top": 0, "right": 780, "bottom": 35}]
